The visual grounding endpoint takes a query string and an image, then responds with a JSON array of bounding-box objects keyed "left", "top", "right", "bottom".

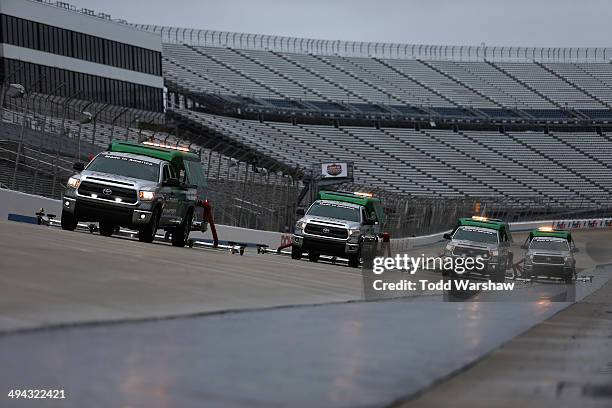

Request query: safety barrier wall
[
  {"left": 0, "top": 189, "right": 63, "bottom": 221},
  {"left": 2, "top": 189, "right": 611, "bottom": 250},
  {"left": 0, "top": 188, "right": 289, "bottom": 248}
]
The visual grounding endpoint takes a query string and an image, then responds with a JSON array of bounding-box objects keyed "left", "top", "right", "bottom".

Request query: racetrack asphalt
[{"left": 0, "top": 220, "right": 611, "bottom": 407}]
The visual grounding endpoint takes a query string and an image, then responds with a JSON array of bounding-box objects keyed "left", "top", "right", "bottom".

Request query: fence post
[
  {"left": 238, "top": 162, "right": 249, "bottom": 227},
  {"left": 11, "top": 97, "right": 30, "bottom": 189},
  {"left": 32, "top": 113, "right": 47, "bottom": 195}
]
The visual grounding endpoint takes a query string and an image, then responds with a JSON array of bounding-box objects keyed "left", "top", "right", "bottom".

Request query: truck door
[
  {"left": 362, "top": 207, "right": 376, "bottom": 236},
  {"left": 160, "top": 164, "right": 180, "bottom": 225}
]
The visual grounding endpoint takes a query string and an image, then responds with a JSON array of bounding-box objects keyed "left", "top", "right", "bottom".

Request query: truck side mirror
[
  {"left": 363, "top": 219, "right": 376, "bottom": 226},
  {"left": 572, "top": 247, "right": 580, "bottom": 253},
  {"left": 443, "top": 233, "right": 452, "bottom": 240},
  {"left": 296, "top": 208, "right": 305, "bottom": 216},
  {"left": 73, "top": 162, "right": 85, "bottom": 172}
]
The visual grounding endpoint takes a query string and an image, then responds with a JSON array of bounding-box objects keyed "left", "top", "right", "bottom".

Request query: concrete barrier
[
  {"left": 0, "top": 188, "right": 287, "bottom": 248},
  {"left": 0, "top": 189, "right": 63, "bottom": 221},
  {"left": 390, "top": 218, "right": 612, "bottom": 253}
]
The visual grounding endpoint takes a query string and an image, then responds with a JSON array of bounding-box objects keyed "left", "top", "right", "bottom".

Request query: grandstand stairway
[
  {"left": 534, "top": 61, "right": 612, "bottom": 111},
  {"left": 415, "top": 129, "right": 555, "bottom": 206},
  {"left": 339, "top": 126, "right": 462, "bottom": 196},
  {"left": 185, "top": 45, "right": 284, "bottom": 100},
  {"left": 363, "top": 127, "right": 500, "bottom": 197},
  {"left": 310, "top": 54, "right": 401, "bottom": 109},
  {"left": 503, "top": 131, "right": 610, "bottom": 205},
  {"left": 484, "top": 61, "right": 575, "bottom": 115},
  {"left": 292, "top": 123, "right": 419, "bottom": 194},
  {"left": 373, "top": 58, "right": 461, "bottom": 112},
  {"left": 417, "top": 59, "right": 504, "bottom": 113},
  {"left": 334, "top": 55, "right": 432, "bottom": 113},
  {"left": 228, "top": 48, "right": 330, "bottom": 107},
  {"left": 455, "top": 130, "right": 589, "bottom": 206},
  {"left": 267, "top": 50, "right": 365, "bottom": 109},
  {"left": 548, "top": 131, "right": 612, "bottom": 172}
]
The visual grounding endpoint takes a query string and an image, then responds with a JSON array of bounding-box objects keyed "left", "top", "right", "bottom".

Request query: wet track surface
[
  {"left": 0, "top": 220, "right": 611, "bottom": 407},
  {"left": 0, "top": 220, "right": 364, "bottom": 332},
  {"left": 1, "top": 272, "right": 610, "bottom": 408}
]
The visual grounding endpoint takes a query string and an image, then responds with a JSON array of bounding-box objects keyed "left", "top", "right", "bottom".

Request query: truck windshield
[
  {"left": 307, "top": 202, "right": 360, "bottom": 222},
  {"left": 529, "top": 239, "right": 569, "bottom": 251},
  {"left": 87, "top": 154, "right": 160, "bottom": 182},
  {"left": 452, "top": 227, "right": 499, "bottom": 244}
]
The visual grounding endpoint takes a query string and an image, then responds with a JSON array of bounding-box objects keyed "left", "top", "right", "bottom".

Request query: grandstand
[
  {"left": 152, "top": 31, "right": 612, "bottom": 122},
  {"left": 2, "top": 2, "right": 612, "bottom": 235},
  {"left": 149, "top": 26, "right": 612, "bottom": 212}
]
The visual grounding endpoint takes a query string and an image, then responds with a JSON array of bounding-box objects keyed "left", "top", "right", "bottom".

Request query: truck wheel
[
  {"left": 139, "top": 207, "right": 160, "bottom": 243},
  {"left": 308, "top": 252, "right": 320, "bottom": 262},
  {"left": 99, "top": 221, "right": 115, "bottom": 237},
  {"left": 291, "top": 245, "right": 302, "bottom": 260},
  {"left": 172, "top": 210, "right": 193, "bottom": 247},
  {"left": 564, "top": 273, "right": 573, "bottom": 284},
  {"left": 348, "top": 252, "right": 360, "bottom": 268},
  {"left": 60, "top": 210, "right": 78, "bottom": 231}
]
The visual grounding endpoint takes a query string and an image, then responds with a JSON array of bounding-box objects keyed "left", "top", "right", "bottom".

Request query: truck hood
[
  {"left": 77, "top": 171, "right": 159, "bottom": 190},
  {"left": 527, "top": 250, "right": 570, "bottom": 257},
  {"left": 451, "top": 240, "right": 498, "bottom": 251},
  {"left": 299, "top": 215, "right": 361, "bottom": 229}
]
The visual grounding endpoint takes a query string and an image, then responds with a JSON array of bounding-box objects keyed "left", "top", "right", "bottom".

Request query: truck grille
[
  {"left": 78, "top": 181, "right": 138, "bottom": 204},
  {"left": 304, "top": 223, "right": 348, "bottom": 239},
  {"left": 533, "top": 255, "right": 564, "bottom": 265},
  {"left": 453, "top": 246, "right": 489, "bottom": 258}
]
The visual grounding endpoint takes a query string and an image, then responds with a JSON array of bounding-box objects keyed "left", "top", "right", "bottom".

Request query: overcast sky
[{"left": 69, "top": 0, "right": 610, "bottom": 48}]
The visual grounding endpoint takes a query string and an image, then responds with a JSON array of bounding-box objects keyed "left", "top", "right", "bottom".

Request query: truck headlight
[
  {"left": 295, "top": 221, "right": 307, "bottom": 230},
  {"left": 444, "top": 243, "right": 455, "bottom": 255},
  {"left": 349, "top": 228, "right": 361, "bottom": 237},
  {"left": 67, "top": 176, "right": 80, "bottom": 189},
  {"left": 564, "top": 256, "right": 572, "bottom": 265},
  {"left": 139, "top": 191, "right": 156, "bottom": 201}
]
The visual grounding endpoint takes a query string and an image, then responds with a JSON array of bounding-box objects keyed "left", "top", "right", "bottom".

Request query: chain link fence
[{"left": 0, "top": 101, "right": 301, "bottom": 231}]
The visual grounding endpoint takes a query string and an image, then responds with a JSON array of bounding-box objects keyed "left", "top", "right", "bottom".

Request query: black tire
[
  {"left": 564, "top": 273, "right": 573, "bottom": 284},
  {"left": 139, "top": 207, "right": 160, "bottom": 243},
  {"left": 98, "top": 221, "right": 115, "bottom": 237},
  {"left": 291, "top": 245, "right": 302, "bottom": 260},
  {"left": 308, "top": 252, "right": 320, "bottom": 262},
  {"left": 521, "top": 263, "right": 530, "bottom": 279},
  {"left": 348, "top": 252, "right": 360, "bottom": 268},
  {"left": 60, "top": 210, "right": 77, "bottom": 231},
  {"left": 172, "top": 210, "right": 193, "bottom": 247}
]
